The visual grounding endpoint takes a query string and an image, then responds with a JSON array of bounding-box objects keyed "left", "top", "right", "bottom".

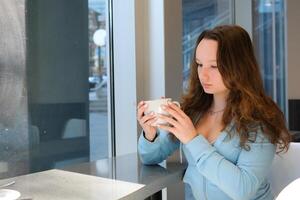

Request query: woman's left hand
[{"left": 157, "top": 102, "right": 198, "bottom": 144}]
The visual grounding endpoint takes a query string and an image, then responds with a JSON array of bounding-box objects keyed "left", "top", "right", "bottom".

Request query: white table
[
  {"left": 1, "top": 169, "right": 143, "bottom": 200},
  {"left": 0, "top": 153, "right": 186, "bottom": 200}
]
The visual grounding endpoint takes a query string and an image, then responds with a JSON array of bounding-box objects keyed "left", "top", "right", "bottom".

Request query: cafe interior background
[{"left": 0, "top": 0, "right": 299, "bottom": 199}]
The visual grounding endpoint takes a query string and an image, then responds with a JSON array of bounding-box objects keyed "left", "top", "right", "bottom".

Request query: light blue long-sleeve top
[{"left": 138, "top": 122, "right": 276, "bottom": 200}]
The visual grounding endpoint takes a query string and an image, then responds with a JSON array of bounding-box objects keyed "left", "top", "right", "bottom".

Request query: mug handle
[{"left": 171, "top": 101, "right": 181, "bottom": 108}]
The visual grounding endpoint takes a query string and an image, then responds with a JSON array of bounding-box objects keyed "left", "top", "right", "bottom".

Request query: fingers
[
  {"left": 145, "top": 117, "right": 157, "bottom": 126},
  {"left": 166, "top": 102, "right": 187, "bottom": 119},
  {"left": 137, "top": 101, "right": 148, "bottom": 120},
  {"left": 157, "top": 123, "right": 176, "bottom": 135},
  {"left": 140, "top": 112, "right": 156, "bottom": 124},
  {"left": 137, "top": 101, "right": 145, "bottom": 109},
  {"left": 157, "top": 114, "right": 179, "bottom": 128},
  {"left": 161, "top": 104, "right": 184, "bottom": 122}
]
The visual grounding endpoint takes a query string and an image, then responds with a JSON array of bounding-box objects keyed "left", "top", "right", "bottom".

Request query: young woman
[{"left": 137, "top": 25, "right": 291, "bottom": 200}]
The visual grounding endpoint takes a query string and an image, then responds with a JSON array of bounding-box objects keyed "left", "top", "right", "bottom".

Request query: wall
[
  {"left": 135, "top": 0, "right": 183, "bottom": 102},
  {"left": 112, "top": 0, "right": 138, "bottom": 156},
  {"left": 113, "top": 0, "right": 182, "bottom": 156},
  {"left": 287, "top": 0, "right": 300, "bottom": 99},
  {"left": 135, "top": 1, "right": 184, "bottom": 199},
  {"left": 286, "top": 0, "right": 300, "bottom": 131}
]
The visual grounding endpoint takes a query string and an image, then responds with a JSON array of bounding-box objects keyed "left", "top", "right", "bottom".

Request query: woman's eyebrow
[{"left": 196, "top": 58, "right": 216, "bottom": 62}]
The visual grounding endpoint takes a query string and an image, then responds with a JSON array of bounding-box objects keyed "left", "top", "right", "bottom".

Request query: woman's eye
[
  {"left": 211, "top": 65, "right": 218, "bottom": 69},
  {"left": 197, "top": 64, "right": 203, "bottom": 68}
]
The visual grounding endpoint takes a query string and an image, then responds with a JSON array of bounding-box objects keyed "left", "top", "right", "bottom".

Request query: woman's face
[{"left": 196, "top": 39, "right": 228, "bottom": 96}]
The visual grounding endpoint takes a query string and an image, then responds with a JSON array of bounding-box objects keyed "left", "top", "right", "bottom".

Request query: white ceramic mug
[{"left": 144, "top": 98, "right": 180, "bottom": 126}]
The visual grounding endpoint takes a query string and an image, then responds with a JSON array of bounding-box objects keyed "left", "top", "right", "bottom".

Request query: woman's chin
[{"left": 203, "top": 89, "right": 213, "bottom": 94}]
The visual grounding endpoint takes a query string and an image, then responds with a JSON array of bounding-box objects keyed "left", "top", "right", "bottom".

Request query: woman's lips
[{"left": 202, "top": 83, "right": 212, "bottom": 88}]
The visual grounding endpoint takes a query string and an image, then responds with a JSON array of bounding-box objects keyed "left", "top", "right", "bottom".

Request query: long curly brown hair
[{"left": 181, "top": 25, "right": 291, "bottom": 152}]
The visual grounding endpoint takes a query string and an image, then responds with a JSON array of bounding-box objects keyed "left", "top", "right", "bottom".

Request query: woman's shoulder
[{"left": 225, "top": 121, "right": 272, "bottom": 144}]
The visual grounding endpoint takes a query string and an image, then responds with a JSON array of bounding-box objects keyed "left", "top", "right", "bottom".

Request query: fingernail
[
  {"left": 144, "top": 104, "right": 148, "bottom": 107},
  {"left": 161, "top": 105, "right": 166, "bottom": 109}
]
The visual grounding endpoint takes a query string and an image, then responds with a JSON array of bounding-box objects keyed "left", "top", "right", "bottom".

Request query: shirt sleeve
[
  {"left": 184, "top": 131, "right": 276, "bottom": 200},
  {"left": 138, "top": 129, "right": 180, "bottom": 165}
]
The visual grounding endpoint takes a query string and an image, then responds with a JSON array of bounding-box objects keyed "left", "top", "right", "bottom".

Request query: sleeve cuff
[
  {"left": 143, "top": 131, "right": 158, "bottom": 142},
  {"left": 184, "top": 135, "right": 215, "bottom": 165},
  {"left": 138, "top": 131, "right": 160, "bottom": 152}
]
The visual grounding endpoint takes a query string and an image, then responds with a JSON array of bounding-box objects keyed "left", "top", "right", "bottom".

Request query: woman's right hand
[{"left": 137, "top": 101, "right": 157, "bottom": 141}]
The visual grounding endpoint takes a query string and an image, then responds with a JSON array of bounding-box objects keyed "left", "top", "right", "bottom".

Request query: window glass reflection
[
  {"left": 253, "top": 0, "right": 286, "bottom": 114},
  {"left": 0, "top": 0, "right": 110, "bottom": 179},
  {"left": 182, "top": 0, "right": 234, "bottom": 91}
]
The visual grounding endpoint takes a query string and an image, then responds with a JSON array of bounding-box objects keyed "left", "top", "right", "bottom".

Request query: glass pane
[
  {"left": 0, "top": 0, "right": 28, "bottom": 178},
  {"left": 182, "top": 0, "right": 234, "bottom": 91},
  {"left": 275, "top": 1, "right": 286, "bottom": 113},
  {"left": 27, "top": 0, "right": 91, "bottom": 172},
  {"left": 88, "top": 0, "right": 109, "bottom": 161},
  {"left": 252, "top": 0, "right": 287, "bottom": 114},
  {"left": 0, "top": 0, "right": 110, "bottom": 179}
]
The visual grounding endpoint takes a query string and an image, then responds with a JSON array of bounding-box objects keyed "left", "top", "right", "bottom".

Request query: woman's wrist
[
  {"left": 182, "top": 131, "right": 198, "bottom": 144},
  {"left": 144, "top": 131, "right": 158, "bottom": 142}
]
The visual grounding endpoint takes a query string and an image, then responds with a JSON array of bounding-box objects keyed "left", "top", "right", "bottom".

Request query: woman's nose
[{"left": 199, "top": 67, "right": 209, "bottom": 80}]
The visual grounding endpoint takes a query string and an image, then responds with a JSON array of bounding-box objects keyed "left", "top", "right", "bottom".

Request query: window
[
  {"left": 88, "top": 0, "right": 109, "bottom": 161},
  {"left": 253, "top": 0, "right": 287, "bottom": 114},
  {"left": 182, "top": 0, "right": 287, "bottom": 116},
  {"left": 182, "top": 0, "right": 234, "bottom": 90},
  {"left": 0, "top": 0, "right": 111, "bottom": 179}
]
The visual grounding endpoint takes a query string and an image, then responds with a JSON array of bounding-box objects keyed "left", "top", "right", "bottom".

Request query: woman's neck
[{"left": 211, "top": 92, "right": 227, "bottom": 111}]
